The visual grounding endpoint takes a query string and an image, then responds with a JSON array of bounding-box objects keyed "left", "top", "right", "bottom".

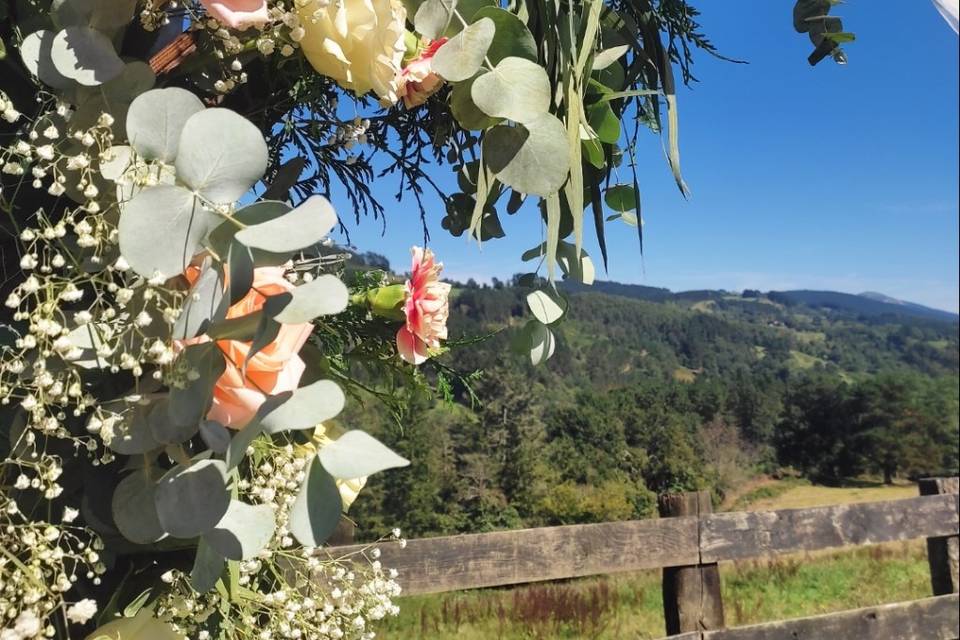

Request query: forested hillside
[{"left": 345, "top": 276, "right": 960, "bottom": 541}]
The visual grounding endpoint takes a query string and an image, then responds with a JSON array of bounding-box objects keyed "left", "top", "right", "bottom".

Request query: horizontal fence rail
[
  {"left": 332, "top": 517, "right": 699, "bottom": 595},
  {"left": 331, "top": 492, "right": 959, "bottom": 595},
  {"left": 329, "top": 478, "right": 959, "bottom": 640},
  {"left": 672, "top": 594, "right": 959, "bottom": 640}
]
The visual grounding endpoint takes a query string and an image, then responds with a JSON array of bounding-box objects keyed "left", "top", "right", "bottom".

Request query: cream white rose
[{"left": 297, "top": 0, "right": 407, "bottom": 105}]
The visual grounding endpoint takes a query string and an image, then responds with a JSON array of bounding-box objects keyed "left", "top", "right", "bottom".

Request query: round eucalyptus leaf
[
  {"left": 519, "top": 320, "right": 555, "bottom": 365},
  {"left": 414, "top": 0, "right": 456, "bottom": 40},
  {"left": 223, "top": 394, "right": 290, "bottom": 470},
  {"left": 289, "top": 456, "right": 343, "bottom": 547},
  {"left": 148, "top": 397, "right": 199, "bottom": 445},
  {"left": 199, "top": 420, "right": 231, "bottom": 454},
  {"left": 50, "top": 26, "right": 124, "bottom": 86},
  {"left": 206, "top": 200, "right": 292, "bottom": 262},
  {"left": 100, "top": 145, "right": 176, "bottom": 203},
  {"left": 318, "top": 430, "right": 410, "bottom": 480},
  {"left": 175, "top": 108, "right": 269, "bottom": 204},
  {"left": 531, "top": 327, "right": 555, "bottom": 365},
  {"left": 126, "top": 87, "right": 205, "bottom": 163},
  {"left": 450, "top": 74, "right": 501, "bottom": 130},
  {"left": 173, "top": 261, "right": 225, "bottom": 340},
  {"left": 86, "top": 59, "right": 156, "bottom": 103},
  {"left": 112, "top": 470, "right": 166, "bottom": 544},
  {"left": 168, "top": 342, "right": 226, "bottom": 428},
  {"left": 203, "top": 500, "right": 276, "bottom": 560},
  {"left": 471, "top": 7, "right": 537, "bottom": 65},
  {"left": 556, "top": 242, "right": 595, "bottom": 285},
  {"left": 483, "top": 114, "right": 570, "bottom": 196},
  {"left": 155, "top": 459, "right": 230, "bottom": 538},
  {"left": 587, "top": 101, "right": 621, "bottom": 144},
  {"left": 260, "top": 380, "right": 345, "bottom": 434},
  {"left": 20, "top": 30, "right": 76, "bottom": 90},
  {"left": 234, "top": 195, "right": 336, "bottom": 253},
  {"left": 191, "top": 539, "right": 224, "bottom": 593},
  {"left": 432, "top": 18, "right": 495, "bottom": 82},
  {"left": 472, "top": 56, "right": 550, "bottom": 123},
  {"left": 52, "top": 0, "right": 138, "bottom": 34},
  {"left": 268, "top": 275, "right": 348, "bottom": 325},
  {"left": 118, "top": 184, "right": 219, "bottom": 278},
  {"left": 69, "top": 62, "right": 155, "bottom": 135},
  {"left": 603, "top": 183, "right": 636, "bottom": 213},
  {"left": 205, "top": 312, "right": 264, "bottom": 342},
  {"left": 526, "top": 290, "right": 564, "bottom": 325},
  {"left": 227, "top": 241, "right": 255, "bottom": 305},
  {"left": 106, "top": 404, "right": 160, "bottom": 455}
]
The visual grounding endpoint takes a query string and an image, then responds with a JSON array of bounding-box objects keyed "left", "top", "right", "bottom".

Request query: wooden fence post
[
  {"left": 659, "top": 490, "right": 725, "bottom": 635},
  {"left": 919, "top": 477, "right": 960, "bottom": 595}
]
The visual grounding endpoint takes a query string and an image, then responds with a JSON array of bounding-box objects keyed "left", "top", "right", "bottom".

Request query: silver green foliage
[
  {"left": 234, "top": 195, "right": 336, "bottom": 253},
  {"left": 50, "top": 26, "right": 124, "bottom": 86},
  {"left": 432, "top": 18, "right": 495, "bottom": 82},
  {"left": 483, "top": 113, "right": 570, "bottom": 197},
  {"left": 204, "top": 500, "right": 276, "bottom": 561},
  {"left": 190, "top": 539, "right": 225, "bottom": 593},
  {"left": 288, "top": 457, "right": 342, "bottom": 547},
  {"left": 472, "top": 57, "right": 550, "bottom": 123},
  {"left": 318, "top": 430, "right": 410, "bottom": 480},
  {"left": 174, "top": 108, "right": 269, "bottom": 204},
  {"left": 154, "top": 458, "right": 230, "bottom": 539},
  {"left": 259, "top": 380, "right": 346, "bottom": 434},
  {"left": 167, "top": 342, "right": 225, "bottom": 428},
  {"left": 118, "top": 93, "right": 269, "bottom": 278},
  {"left": 268, "top": 275, "right": 349, "bottom": 324},
  {"left": 526, "top": 290, "right": 564, "bottom": 325},
  {"left": 414, "top": 0, "right": 457, "bottom": 39},
  {"left": 126, "top": 88, "right": 205, "bottom": 163},
  {"left": 112, "top": 470, "right": 166, "bottom": 544}
]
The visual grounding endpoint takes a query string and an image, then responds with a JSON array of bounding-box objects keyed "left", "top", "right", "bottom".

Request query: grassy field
[
  {"left": 380, "top": 482, "right": 931, "bottom": 639},
  {"left": 734, "top": 478, "right": 918, "bottom": 511}
]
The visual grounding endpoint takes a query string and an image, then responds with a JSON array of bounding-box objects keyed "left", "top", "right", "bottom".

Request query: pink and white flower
[
  {"left": 396, "top": 247, "right": 450, "bottom": 364},
  {"left": 397, "top": 38, "right": 447, "bottom": 109},
  {"left": 199, "top": 0, "right": 270, "bottom": 30}
]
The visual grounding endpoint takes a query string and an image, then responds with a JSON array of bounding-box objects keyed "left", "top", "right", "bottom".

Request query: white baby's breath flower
[
  {"left": 65, "top": 598, "right": 97, "bottom": 624},
  {"left": 36, "top": 144, "right": 55, "bottom": 160}
]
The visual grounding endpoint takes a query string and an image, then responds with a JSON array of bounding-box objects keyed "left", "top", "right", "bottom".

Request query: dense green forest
[{"left": 343, "top": 265, "right": 960, "bottom": 541}]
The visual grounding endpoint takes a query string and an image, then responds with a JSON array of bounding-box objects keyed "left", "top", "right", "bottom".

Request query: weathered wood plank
[
  {"left": 329, "top": 517, "right": 699, "bottom": 595},
  {"left": 700, "top": 494, "right": 960, "bottom": 563},
  {"left": 920, "top": 477, "right": 960, "bottom": 595},
  {"left": 660, "top": 491, "right": 725, "bottom": 635},
  {"left": 700, "top": 594, "right": 959, "bottom": 640}
]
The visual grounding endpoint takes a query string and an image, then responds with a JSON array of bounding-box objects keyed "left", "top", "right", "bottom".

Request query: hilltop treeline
[{"left": 346, "top": 285, "right": 960, "bottom": 540}]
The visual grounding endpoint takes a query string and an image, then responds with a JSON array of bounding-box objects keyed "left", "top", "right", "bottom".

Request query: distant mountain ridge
[{"left": 559, "top": 280, "right": 959, "bottom": 324}]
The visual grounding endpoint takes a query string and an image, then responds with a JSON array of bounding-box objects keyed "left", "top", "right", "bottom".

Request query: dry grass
[{"left": 741, "top": 479, "right": 917, "bottom": 511}]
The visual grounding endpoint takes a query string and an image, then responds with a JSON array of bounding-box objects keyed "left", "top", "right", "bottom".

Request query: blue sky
[{"left": 333, "top": 0, "right": 960, "bottom": 312}]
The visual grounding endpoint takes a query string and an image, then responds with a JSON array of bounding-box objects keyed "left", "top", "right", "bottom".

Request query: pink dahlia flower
[
  {"left": 396, "top": 246, "right": 451, "bottom": 364},
  {"left": 397, "top": 38, "right": 447, "bottom": 109},
  {"left": 200, "top": 0, "right": 270, "bottom": 30}
]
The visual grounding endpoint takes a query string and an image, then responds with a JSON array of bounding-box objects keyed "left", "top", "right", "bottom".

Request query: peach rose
[
  {"left": 199, "top": 0, "right": 270, "bottom": 29},
  {"left": 397, "top": 38, "right": 447, "bottom": 109},
  {"left": 179, "top": 264, "right": 312, "bottom": 429},
  {"left": 396, "top": 247, "right": 450, "bottom": 364}
]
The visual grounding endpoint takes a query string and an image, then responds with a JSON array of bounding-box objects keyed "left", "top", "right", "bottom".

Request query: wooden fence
[{"left": 330, "top": 477, "right": 960, "bottom": 639}]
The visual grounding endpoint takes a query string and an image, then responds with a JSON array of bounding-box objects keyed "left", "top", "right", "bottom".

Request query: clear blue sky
[{"left": 333, "top": 0, "right": 960, "bottom": 312}]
